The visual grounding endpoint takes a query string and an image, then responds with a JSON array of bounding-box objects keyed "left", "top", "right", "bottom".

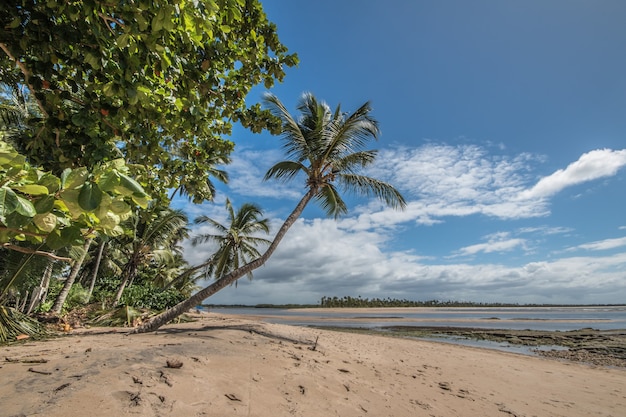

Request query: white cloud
[
  {"left": 226, "top": 148, "right": 302, "bottom": 200},
  {"left": 366, "top": 144, "right": 549, "bottom": 223},
  {"left": 457, "top": 238, "right": 527, "bottom": 256},
  {"left": 518, "top": 226, "right": 573, "bottom": 236},
  {"left": 567, "top": 236, "right": 626, "bottom": 252},
  {"left": 518, "top": 148, "right": 626, "bottom": 200},
  {"left": 362, "top": 145, "right": 626, "bottom": 226},
  {"left": 190, "top": 214, "right": 626, "bottom": 305}
]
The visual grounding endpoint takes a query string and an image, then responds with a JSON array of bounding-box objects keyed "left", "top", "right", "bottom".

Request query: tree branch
[
  {"left": 1, "top": 243, "right": 72, "bottom": 262},
  {"left": 0, "top": 227, "right": 48, "bottom": 238}
]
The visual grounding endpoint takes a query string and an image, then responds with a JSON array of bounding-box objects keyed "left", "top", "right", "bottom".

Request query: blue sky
[{"left": 179, "top": 0, "right": 626, "bottom": 305}]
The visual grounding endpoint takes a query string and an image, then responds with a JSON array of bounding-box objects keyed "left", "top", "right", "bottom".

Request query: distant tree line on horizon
[{"left": 317, "top": 296, "right": 622, "bottom": 308}]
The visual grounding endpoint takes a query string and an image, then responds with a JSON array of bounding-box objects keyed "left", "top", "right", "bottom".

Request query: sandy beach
[{"left": 1, "top": 312, "right": 625, "bottom": 417}]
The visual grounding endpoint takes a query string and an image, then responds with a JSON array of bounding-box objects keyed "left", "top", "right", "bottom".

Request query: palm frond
[
  {"left": 193, "top": 215, "right": 228, "bottom": 232},
  {"left": 338, "top": 174, "right": 407, "bottom": 210},
  {"left": 191, "top": 233, "right": 224, "bottom": 246},
  {"left": 263, "top": 93, "right": 308, "bottom": 158},
  {"left": 315, "top": 184, "right": 348, "bottom": 218},
  {"left": 334, "top": 150, "right": 379, "bottom": 172},
  {"left": 264, "top": 160, "right": 307, "bottom": 182},
  {"left": 0, "top": 306, "right": 50, "bottom": 344},
  {"left": 142, "top": 209, "right": 189, "bottom": 247}
]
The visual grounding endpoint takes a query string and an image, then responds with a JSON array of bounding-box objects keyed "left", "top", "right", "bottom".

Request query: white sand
[{"left": 1, "top": 313, "right": 624, "bottom": 416}]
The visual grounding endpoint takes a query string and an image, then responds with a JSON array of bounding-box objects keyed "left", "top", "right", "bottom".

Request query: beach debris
[
  {"left": 159, "top": 370, "right": 173, "bottom": 387},
  {"left": 438, "top": 382, "right": 452, "bottom": 391},
  {"left": 54, "top": 383, "right": 71, "bottom": 392},
  {"left": 15, "top": 334, "right": 29, "bottom": 341},
  {"left": 225, "top": 393, "right": 241, "bottom": 401},
  {"left": 5, "top": 357, "right": 47, "bottom": 364},
  {"left": 132, "top": 376, "right": 143, "bottom": 385},
  {"left": 28, "top": 367, "right": 52, "bottom": 375},
  {"left": 129, "top": 392, "right": 141, "bottom": 406},
  {"left": 338, "top": 368, "right": 350, "bottom": 373},
  {"left": 497, "top": 403, "right": 520, "bottom": 416},
  {"left": 166, "top": 358, "right": 183, "bottom": 369},
  {"left": 308, "top": 336, "right": 320, "bottom": 351}
]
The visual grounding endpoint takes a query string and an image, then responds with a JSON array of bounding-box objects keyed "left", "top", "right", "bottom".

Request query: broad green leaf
[
  {"left": 116, "top": 33, "right": 130, "bottom": 48},
  {"left": 38, "top": 173, "right": 61, "bottom": 193},
  {"left": 0, "top": 187, "right": 19, "bottom": 217},
  {"left": 98, "top": 211, "right": 121, "bottom": 230},
  {"left": 62, "top": 167, "right": 89, "bottom": 190},
  {"left": 131, "top": 194, "right": 151, "bottom": 209},
  {"left": 33, "top": 213, "right": 58, "bottom": 232},
  {"left": 4, "top": 211, "right": 31, "bottom": 228},
  {"left": 15, "top": 196, "right": 37, "bottom": 217},
  {"left": 109, "top": 199, "right": 131, "bottom": 214},
  {"left": 58, "top": 189, "right": 84, "bottom": 218},
  {"left": 117, "top": 172, "right": 147, "bottom": 196},
  {"left": 98, "top": 170, "right": 120, "bottom": 192},
  {"left": 0, "top": 151, "right": 25, "bottom": 167},
  {"left": 34, "top": 195, "right": 55, "bottom": 213},
  {"left": 62, "top": 226, "right": 85, "bottom": 247},
  {"left": 104, "top": 225, "right": 125, "bottom": 237},
  {"left": 13, "top": 184, "right": 50, "bottom": 196},
  {"left": 60, "top": 168, "right": 72, "bottom": 188},
  {"left": 78, "top": 182, "right": 103, "bottom": 211}
]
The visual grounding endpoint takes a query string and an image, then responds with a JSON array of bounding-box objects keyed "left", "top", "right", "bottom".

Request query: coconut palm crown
[
  {"left": 263, "top": 92, "right": 406, "bottom": 217},
  {"left": 192, "top": 198, "right": 271, "bottom": 281}
]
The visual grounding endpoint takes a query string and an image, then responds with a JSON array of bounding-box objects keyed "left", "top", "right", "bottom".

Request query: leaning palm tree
[
  {"left": 192, "top": 198, "right": 271, "bottom": 284},
  {"left": 133, "top": 92, "right": 406, "bottom": 333}
]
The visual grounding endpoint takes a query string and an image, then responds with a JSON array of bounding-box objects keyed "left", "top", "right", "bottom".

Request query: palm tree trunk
[
  {"left": 25, "top": 261, "right": 53, "bottom": 314},
  {"left": 132, "top": 190, "right": 315, "bottom": 333},
  {"left": 86, "top": 239, "right": 106, "bottom": 303},
  {"left": 113, "top": 260, "right": 138, "bottom": 307},
  {"left": 51, "top": 239, "right": 92, "bottom": 315}
]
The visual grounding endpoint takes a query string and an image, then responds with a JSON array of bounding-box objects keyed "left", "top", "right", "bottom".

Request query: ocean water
[{"left": 208, "top": 306, "right": 626, "bottom": 331}]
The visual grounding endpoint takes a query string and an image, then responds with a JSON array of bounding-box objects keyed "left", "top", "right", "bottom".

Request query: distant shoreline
[{"left": 204, "top": 303, "right": 626, "bottom": 309}]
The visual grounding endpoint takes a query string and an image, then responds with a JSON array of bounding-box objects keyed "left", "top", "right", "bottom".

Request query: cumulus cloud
[
  {"left": 365, "top": 144, "right": 550, "bottom": 223},
  {"left": 191, "top": 215, "right": 626, "bottom": 305},
  {"left": 179, "top": 143, "right": 626, "bottom": 306},
  {"left": 518, "top": 149, "right": 626, "bottom": 200}
]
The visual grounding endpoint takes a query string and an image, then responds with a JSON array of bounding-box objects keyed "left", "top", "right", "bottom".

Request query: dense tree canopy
[{"left": 0, "top": 0, "right": 298, "bottom": 202}]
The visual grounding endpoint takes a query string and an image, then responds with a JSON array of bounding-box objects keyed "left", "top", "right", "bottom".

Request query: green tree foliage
[
  {"left": 0, "top": 0, "right": 298, "bottom": 202},
  {"left": 0, "top": 139, "right": 149, "bottom": 252}
]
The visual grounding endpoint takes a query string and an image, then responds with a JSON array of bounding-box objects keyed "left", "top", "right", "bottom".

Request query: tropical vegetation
[
  {"left": 0, "top": 1, "right": 408, "bottom": 340},
  {"left": 0, "top": 0, "right": 298, "bottom": 340}
]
